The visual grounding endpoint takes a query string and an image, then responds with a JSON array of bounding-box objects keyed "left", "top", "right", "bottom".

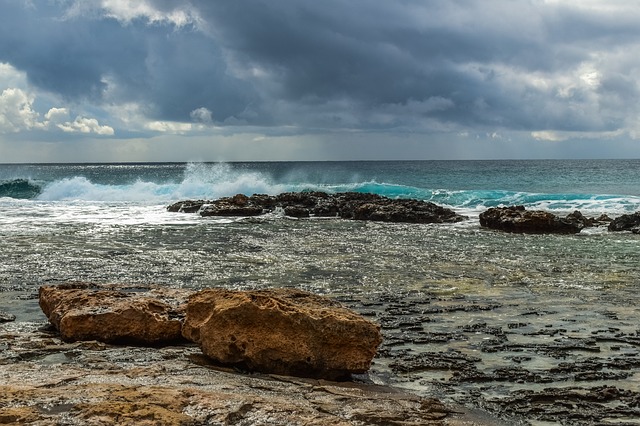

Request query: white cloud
[
  {"left": 44, "top": 107, "right": 70, "bottom": 123},
  {"left": 0, "top": 88, "right": 45, "bottom": 133},
  {"left": 190, "top": 107, "right": 213, "bottom": 124},
  {"left": 0, "top": 63, "right": 28, "bottom": 89},
  {"left": 531, "top": 130, "right": 566, "bottom": 142},
  {"left": 65, "top": 0, "right": 202, "bottom": 28},
  {"left": 532, "top": 129, "right": 624, "bottom": 142},
  {"left": 145, "top": 120, "right": 192, "bottom": 133},
  {"left": 57, "top": 116, "right": 115, "bottom": 135},
  {"left": 0, "top": 83, "right": 114, "bottom": 136}
]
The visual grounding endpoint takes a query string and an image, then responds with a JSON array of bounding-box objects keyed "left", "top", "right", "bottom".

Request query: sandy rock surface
[{"left": 0, "top": 321, "right": 497, "bottom": 426}]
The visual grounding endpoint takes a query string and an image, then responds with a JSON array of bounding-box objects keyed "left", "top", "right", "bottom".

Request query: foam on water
[{"left": 31, "top": 163, "right": 291, "bottom": 203}]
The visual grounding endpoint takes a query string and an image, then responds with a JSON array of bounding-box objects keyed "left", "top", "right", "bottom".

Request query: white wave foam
[{"left": 35, "top": 163, "right": 293, "bottom": 202}]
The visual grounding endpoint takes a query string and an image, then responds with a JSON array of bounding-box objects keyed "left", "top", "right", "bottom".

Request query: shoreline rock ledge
[
  {"left": 39, "top": 284, "right": 382, "bottom": 380},
  {"left": 168, "top": 191, "right": 467, "bottom": 224}
]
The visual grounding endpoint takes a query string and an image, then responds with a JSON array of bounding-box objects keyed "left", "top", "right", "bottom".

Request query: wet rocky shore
[
  {"left": 2, "top": 282, "right": 639, "bottom": 425},
  {"left": 0, "top": 292, "right": 498, "bottom": 426},
  {"left": 2, "top": 192, "right": 640, "bottom": 425},
  {"left": 362, "top": 289, "right": 640, "bottom": 425}
]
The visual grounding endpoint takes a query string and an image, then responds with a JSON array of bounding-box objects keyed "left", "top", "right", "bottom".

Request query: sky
[{"left": 1, "top": 0, "right": 640, "bottom": 162}]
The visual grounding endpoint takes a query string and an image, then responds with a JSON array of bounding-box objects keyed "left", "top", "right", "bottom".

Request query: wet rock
[
  {"left": 39, "top": 283, "right": 188, "bottom": 345},
  {"left": 169, "top": 191, "right": 467, "bottom": 224},
  {"left": 479, "top": 206, "right": 582, "bottom": 234},
  {"left": 166, "top": 199, "right": 207, "bottom": 213},
  {"left": 200, "top": 193, "right": 265, "bottom": 217},
  {"left": 0, "top": 310, "right": 16, "bottom": 323},
  {"left": 483, "top": 386, "right": 640, "bottom": 424},
  {"left": 182, "top": 288, "right": 383, "bottom": 380},
  {"left": 608, "top": 211, "right": 640, "bottom": 231},
  {"left": 390, "top": 350, "right": 481, "bottom": 374}
]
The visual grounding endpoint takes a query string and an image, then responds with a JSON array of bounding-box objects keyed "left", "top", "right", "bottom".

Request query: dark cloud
[
  {"left": 0, "top": 1, "right": 253, "bottom": 123},
  {"left": 0, "top": 0, "right": 639, "bottom": 138}
]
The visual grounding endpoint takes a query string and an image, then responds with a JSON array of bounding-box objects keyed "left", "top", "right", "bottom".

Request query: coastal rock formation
[
  {"left": 38, "top": 284, "right": 383, "bottom": 380},
  {"left": 608, "top": 211, "right": 640, "bottom": 232},
  {"left": 565, "top": 210, "right": 612, "bottom": 228},
  {"left": 0, "top": 319, "right": 484, "bottom": 425},
  {"left": 479, "top": 206, "right": 583, "bottom": 234},
  {"left": 39, "top": 283, "right": 188, "bottom": 344},
  {"left": 168, "top": 191, "right": 467, "bottom": 224},
  {"left": 182, "top": 288, "right": 383, "bottom": 380}
]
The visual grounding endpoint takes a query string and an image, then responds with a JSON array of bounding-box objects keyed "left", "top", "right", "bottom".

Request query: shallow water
[{"left": 1, "top": 161, "right": 640, "bottom": 424}]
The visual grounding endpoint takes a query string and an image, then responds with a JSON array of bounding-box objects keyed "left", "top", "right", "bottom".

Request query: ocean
[{"left": 1, "top": 160, "right": 640, "bottom": 424}]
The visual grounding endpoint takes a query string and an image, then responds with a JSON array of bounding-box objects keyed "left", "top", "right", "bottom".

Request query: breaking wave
[
  {"left": 2, "top": 162, "right": 639, "bottom": 216},
  {"left": 0, "top": 179, "right": 43, "bottom": 199}
]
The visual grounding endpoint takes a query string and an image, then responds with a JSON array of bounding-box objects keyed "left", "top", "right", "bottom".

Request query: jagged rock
[
  {"left": 166, "top": 199, "right": 207, "bottom": 213},
  {"left": 39, "top": 283, "right": 188, "bottom": 344},
  {"left": 169, "top": 191, "right": 467, "bottom": 224},
  {"left": 565, "top": 211, "right": 612, "bottom": 228},
  {"left": 479, "top": 206, "right": 582, "bottom": 234},
  {"left": 200, "top": 193, "right": 265, "bottom": 217},
  {"left": 182, "top": 288, "right": 383, "bottom": 380},
  {"left": 608, "top": 211, "right": 640, "bottom": 231}
]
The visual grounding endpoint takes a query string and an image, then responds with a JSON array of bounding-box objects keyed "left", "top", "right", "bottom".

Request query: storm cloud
[{"left": 1, "top": 0, "right": 640, "bottom": 161}]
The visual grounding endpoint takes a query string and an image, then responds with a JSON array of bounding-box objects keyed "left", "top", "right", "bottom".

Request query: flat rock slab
[
  {"left": 182, "top": 288, "right": 383, "bottom": 380},
  {"left": 0, "top": 322, "right": 497, "bottom": 426},
  {"left": 39, "top": 283, "right": 189, "bottom": 344}
]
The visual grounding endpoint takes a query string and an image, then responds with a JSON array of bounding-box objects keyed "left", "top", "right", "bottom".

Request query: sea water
[{"left": 1, "top": 160, "right": 640, "bottom": 423}]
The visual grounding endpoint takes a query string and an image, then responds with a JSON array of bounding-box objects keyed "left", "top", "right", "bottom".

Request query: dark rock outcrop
[
  {"left": 168, "top": 191, "right": 467, "bottom": 224},
  {"left": 608, "top": 211, "right": 640, "bottom": 232},
  {"left": 479, "top": 206, "right": 583, "bottom": 234},
  {"left": 182, "top": 288, "right": 383, "bottom": 380}
]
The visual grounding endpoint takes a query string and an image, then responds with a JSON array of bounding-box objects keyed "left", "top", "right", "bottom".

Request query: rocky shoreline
[
  {"left": 168, "top": 191, "right": 640, "bottom": 235},
  {"left": 1, "top": 285, "right": 500, "bottom": 426},
  {"left": 3, "top": 281, "right": 639, "bottom": 425},
  {"left": 167, "top": 192, "right": 467, "bottom": 224},
  {"left": 3, "top": 193, "right": 640, "bottom": 424},
  {"left": 1, "top": 321, "right": 493, "bottom": 425}
]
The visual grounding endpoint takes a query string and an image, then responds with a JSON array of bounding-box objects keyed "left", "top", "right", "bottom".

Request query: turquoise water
[
  {"left": 2, "top": 160, "right": 640, "bottom": 215},
  {"left": 1, "top": 160, "right": 640, "bottom": 424}
]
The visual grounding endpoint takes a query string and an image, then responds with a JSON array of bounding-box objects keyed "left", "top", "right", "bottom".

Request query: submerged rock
[
  {"left": 479, "top": 206, "right": 583, "bottom": 234},
  {"left": 168, "top": 191, "right": 467, "bottom": 224},
  {"left": 0, "top": 310, "right": 16, "bottom": 323},
  {"left": 182, "top": 288, "right": 383, "bottom": 380},
  {"left": 39, "top": 283, "right": 188, "bottom": 344}
]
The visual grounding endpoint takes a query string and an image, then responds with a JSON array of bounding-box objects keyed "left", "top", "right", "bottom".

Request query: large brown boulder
[
  {"left": 39, "top": 283, "right": 188, "bottom": 344},
  {"left": 182, "top": 288, "right": 382, "bottom": 380},
  {"left": 479, "top": 206, "right": 582, "bottom": 234}
]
